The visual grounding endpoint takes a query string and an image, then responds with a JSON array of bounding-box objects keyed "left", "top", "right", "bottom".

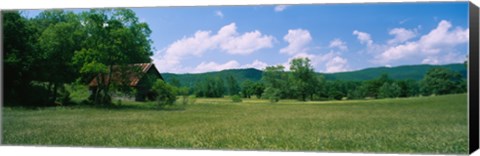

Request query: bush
[
  {"left": 179, "top": 95, "right": 189, "bottom": 105},
  {"left": 188, "top": 95, "right": 197, "bottom": 105},
  {"left": 176, "top": 87, "right": 190, "bottom": 105},
  {"left": 330, "top": 91, "right": 344, "bottom": 100},
  {"left": 59, "top": 90, "right": 72, "bottom": 105},
  {"left": 152, "top": 80, "right": 177, "bottom": 108},
  {"left": 116, "top": 99, "right": 122, "bottom": 106},
  {"left": 378, "top": 82, "right": 401, "bottom": 99},
  {"left": 231, "top": 95, "right": 242, "bottom": 103},
  {"left": 262, "top": 87, "right": 280, "bottom": 103}
]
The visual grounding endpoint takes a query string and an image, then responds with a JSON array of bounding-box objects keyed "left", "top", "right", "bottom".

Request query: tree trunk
[
  {"left": 52, "top": 83, "right": 59, "bottom": 105},
  {"left": 94, "top": 87, "right": 99, "bottom": 104},
  {"left": 102, "top": 65, "right": 114, "bottom": 105},
  {"left": 96, "top": 73, "right": 107, "bottom": 105},
  {"left": 47, "top": 82, "right": 54, "bottom": 105}
]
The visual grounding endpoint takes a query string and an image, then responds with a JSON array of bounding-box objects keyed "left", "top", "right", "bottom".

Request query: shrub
[
  {"left": 116, "top": 99, "right": 122, "bottom": 106},
  {"left": 59, "top": 90, "right": 72, "bottom": 105},
  {"left": 378, "top": 82, "right": 401, "bottom": 99},
  {"left": 179, "top": 95, "right": 189, "bottom": 105},
  {"left": 176, "top": 87, "right": 190, "bottom": 105},
  {"left": 231, "top": 95, "right": 242, "bottom": 103},
  {"left": 330, "top": 91, "right": 344, "bottom": 100},
  {"left": 188, "top": 95, "right": 197, "bottom": 105},
  {"left": 262, "top": 87, "right": 280, "bottom": 103},
  {"left": 152, "top": 80, "right": 177, "bottom": 108}
]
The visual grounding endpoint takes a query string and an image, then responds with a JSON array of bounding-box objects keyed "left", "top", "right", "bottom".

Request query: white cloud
[
  {"left": 278, "top": 29, "right": 349, "bottom": 73},
  {"left": 219, "top": 30, "right": 275, "bottom": 55},
  {"left": 193, "top": 60, "right": 269, "bottom": 73},
  {"left": 282, "top": 52, "right": 316, "bottom": 70},
  {"left": 194, "top": 60, "right": 240, "bottom": 73},
  {"left": 274, "top": 5, "right": 289, "bottom": 12},
  {"left": 421, "top": 52, "right": 465, "bottom": 65},
  {"left": 421, "top": 57, "right": 439, "bottom": 64},
  {"left": 215, "top": 10, "right": 224, "bottom": 18},
  {"left": 280, "top": 29, "right": 312, "bottom": 55},
  {"left": 153, "top": 23, "right": 275, "bottom": 73},
  {"left": 281, "top": 51, "right": 349, "bottom": 73},
  {"left": 325, "top": 56, "right": 348, "bottom": 73},
  {"left": 329, "top": 38, "right": 348, "bottom": 51},
  {"left": 242, "top": 59, "right": 268, "bottom": 70},
  {"left": 387, "top": 28, "right": 416, "bottom": 45},
  {"left": 156, "top": 30, "right": 217, "bottom": 72},
  {"left": 376, "top": 20, "right": 468, "bottom": 64},
  {"left": 418, "top": 20, "right": 468, "bottom": 52},
  {"left": 353, "top": 30, "right": 373, "bottom": 46},
  {"left": 378, "top": 42, "right": 419, "bottom": 63}
]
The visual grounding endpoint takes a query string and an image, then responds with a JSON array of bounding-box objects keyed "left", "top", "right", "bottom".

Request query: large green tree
[
  {"left": 378, "top": 82, "right": 402, "bottom": 99},
  {"left": 289, "top": 58, "right": 319, "bottom": 101},
  {"left": 73, "top": 9, "right": 153, "bottom": 105},
  {"left": 261, "top": 65, "right": 288, "bottom": 101},
  {"left": 35, "top": 10, "right": 85, "bottom": 104},
  {"left": 420, "top": 68, "right": 465, "bottom": 95},
  {"left": 397, "top": 79, "right": 419, "bottom": 97},
  {"left": 252, "top": 82, "right": 265, "bottom": 99},
  {"left": 194, "top": 76, "right": 225, "bottom": 98},
  {"left": 3, "top": 11, "right": 39, "bottom": 105},
  {"left": 226, "top": 75, "right": 240, "bottom": 95},
  {"left": 241, "top": 80, "right": 254, "bottom": 98}
]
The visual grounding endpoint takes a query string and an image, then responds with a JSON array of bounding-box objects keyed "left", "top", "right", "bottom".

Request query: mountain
[
  {"left": 322, "top": 63, "right": 467, "bottom": 81},
  {"left": 161, "top": 63, "right": 467, "bottom": 87},
  {"left": 162, "top": 68, "right": 263, "bottom": 87}
]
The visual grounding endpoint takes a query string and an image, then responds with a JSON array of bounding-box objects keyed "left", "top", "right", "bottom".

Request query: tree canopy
[
  {"left": 420, "top": 68, "right": 465, "bottom": 95},
  {"left": 3, "top": 9, "right": 154, "bottom": 106}
]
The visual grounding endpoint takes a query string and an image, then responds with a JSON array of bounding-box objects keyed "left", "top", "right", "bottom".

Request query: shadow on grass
[
  {"left": 3, "top": 101, "right": 187, "bottom": 112},
  {"left": 106, "top": 104, "right": 187, "bottom": 111}
]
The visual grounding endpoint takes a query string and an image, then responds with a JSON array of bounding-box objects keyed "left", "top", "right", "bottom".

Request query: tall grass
[{"left": 2, "top": 94, "right": 468, "bottom": 154}]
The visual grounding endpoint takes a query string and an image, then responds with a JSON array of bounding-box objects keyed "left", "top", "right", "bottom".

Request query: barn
[{"left": 88, "top": 63, "right": 164, "bottom": 101}]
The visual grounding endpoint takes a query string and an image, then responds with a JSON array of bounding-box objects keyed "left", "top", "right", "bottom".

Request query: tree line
[
  {"left": 176, "top": 58, "right": 466, "bottom": 103},
  {"left": 4, "top": 9, "right": 153, "bottom": 106}
]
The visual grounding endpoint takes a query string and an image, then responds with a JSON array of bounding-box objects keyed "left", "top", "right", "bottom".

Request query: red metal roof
[{"left": 88, "top": 63, "right": 161, "bottom": 87}]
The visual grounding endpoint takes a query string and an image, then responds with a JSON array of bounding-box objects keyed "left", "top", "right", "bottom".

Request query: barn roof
[{"left": 88, "top": 63, "right": 163, "bottom": 88}]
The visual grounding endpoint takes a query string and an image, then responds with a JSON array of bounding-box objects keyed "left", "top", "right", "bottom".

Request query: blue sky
[{"left": 25, "top": 2, "right": 470, "bottom": 74}]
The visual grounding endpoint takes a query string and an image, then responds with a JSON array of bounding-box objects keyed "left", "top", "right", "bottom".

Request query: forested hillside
[
  {"left": 162, "top": 63, "right": 467, "bottom": 87},
  {"left": 322, "top": 63, "right": 467, "bottom": 81},
  {"left": 162, "top": 68, "right": 263, "bottom": 87}
]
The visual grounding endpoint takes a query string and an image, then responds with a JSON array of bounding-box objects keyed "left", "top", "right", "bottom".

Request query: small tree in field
[
  {"left": 290, "top": 58, "right": 317, "bottom": 101},
  {"left": 152, "top": 79, "right": 176, "bottom": 108},
  {"left": 378, "top": 82, "right": 401, "bottom": 99},
  {"left": 231, "top": 95, "right": 242, "bottom": 103},
  {"left": 226, "top": 75, "right": 240, "bottom": 96},
  {"left": 420, "top": 68, "right": 464, "bottom": 95},
  {"left": 241, "top": 80, "right": 254, "bottom": 98},
  {"left": 262, "top": 87, "right": 280, "bottom": 103},
  {"left": 176, "top": 87, "right": 190, "bottom": 105}
]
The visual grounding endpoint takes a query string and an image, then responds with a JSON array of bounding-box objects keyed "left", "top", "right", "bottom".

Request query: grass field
[{"left": 1, "top": 94, "right": 468, "bottom": 154}]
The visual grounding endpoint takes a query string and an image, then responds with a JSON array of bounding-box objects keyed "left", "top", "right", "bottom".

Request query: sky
[{"left": 25, "top": 2, "right": 470, "bottom": 74}]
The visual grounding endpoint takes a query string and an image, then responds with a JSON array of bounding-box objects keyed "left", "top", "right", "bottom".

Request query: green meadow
[{"left": 2, "top": 94, "right": 468, "bottom": 154}]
